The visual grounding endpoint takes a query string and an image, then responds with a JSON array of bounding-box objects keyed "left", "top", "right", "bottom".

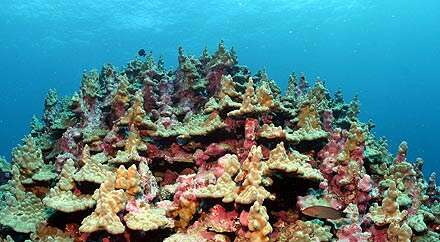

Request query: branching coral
[
  {"left": 43, "top": 159, "right": 95, "bottom": 213},
  {"left": 234, "top": 145, "right": 273, "bottom": 204},
  {"left": 29, "top": 223, "right": 74, "bottom": 242},
  {"left": 240, "top": 201, "right": 272, "bottom": 242},
  {"left": 12, "top": 135, "right": 56, "bottom": 184},
  {"left": 73, "top": 145, "right": 113, "bottom": 184},
  {"left": 273, "top": 219, "right": 333, "bottom": 242},
  {"left": 228, "top": 77, "right": 274, "bottom": 117},
  {"left": 204, "top": 74, "right": 241, "bottom": 113},
  {"left": 286, "top": 101, "right": 328, "bottom": 143},
  {"left": 266, "top": 142, "right": 323, "bottom": 181},
  {"left": 79, "top": 177, "right": 127, "bottom": 234},
  {"left": 368, "top": 181, "right": 408, "bottom": 226},
  {"left": 0, "top": 170, "right": 50, "bottom": 233},
  {"left": 110, "top": 127, "right": 148, "bottom": 164},
  {"left": 115, "top": 164, "right": 141, "bottom": 199},
  {"left": 119, "top": 90, "right": 156, "bottom": 129},
  {"left": 194, "top": 154, "right": 240, "bottom": 203}
]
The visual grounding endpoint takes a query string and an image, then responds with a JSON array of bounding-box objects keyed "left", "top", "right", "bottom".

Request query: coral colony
[{"left": 0, "top": 42, "right": 439, "bottom": 242}]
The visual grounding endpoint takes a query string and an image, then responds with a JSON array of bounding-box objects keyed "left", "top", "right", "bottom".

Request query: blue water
[{"left": 0, "top": 1, "right": 439, "bottom": 177}]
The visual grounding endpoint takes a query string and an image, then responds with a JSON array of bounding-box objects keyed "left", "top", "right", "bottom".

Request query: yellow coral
[
  {"left": 287, "top": 101, "right": 328, "bottom": 143},
  {"left": 275, "top": 220, "right": 333, "bottom": 242},
  {"left": 218, "top": 154, "right": 240, "bottom": 177},
  {"left": 235, "top": 146, "right": 273, "bottom": 204},
  {"left": 169, "top": 197, "right": 198, "bottom": 229},
  {"left": 111, "top": 76, "right": 130, "bottom": 109},
  {"left": 368, "top": 181, "right": 407, "bottom": 226},
  {"left": 219, "top": 75, "right": 240, "bottom": 98},
  {"left": 180, "top": 112, "right": 226, "bottom": 138},
  {"left": 43, "top": 188, "right": 96, "bottom": 213},
  {"left": 266, "top": 142, "right": 323, "bottom": 181},
  {"left": 245, "top": 201, "right": 272, "bottom": 242},
  {"left": 203, "top": 75, "right": 241, "bottom": 114},
  {"left": 74, "top": 146, "right": 113, "bottom": 184},
  {"left": 257, "top": 123, "right": 286, "bottom": 140},
  {"left": 387, "top": 222, "right": 412, "bottom": 242},
  {"left": 79, "top": 177, "right": 127, "bottom": 234},
  {"left": 119, "top": 90, "right": 156, "bottom": 129},
  {"left": 124, "top": 204, "right": 174, "bottom": 231},
  {"left": 194, "top": 154, "right": 240, "bottom": 202},
  {"left": 110, "top": 128, "right": 147, "bottom": 164},
  {"left": 256, "top": 81, "right": 274, "bottom": 110},
  {"left": 228, "top": 77, "right": 257, "bottom": 116},
  {"left": 338, "top": 122, "right": 365, "bottom": 162},
  {"left": 12, "top": 135, "right": 56, "bottom": 184},
  {"left": 164, "top": 233, "right": 206, "bottom": 242},
  {"left": 115, "top": 164, "right": 141, "bottom": 198},
  {"left": 194, "top": 172, "right": 238, "bottom": 203}
]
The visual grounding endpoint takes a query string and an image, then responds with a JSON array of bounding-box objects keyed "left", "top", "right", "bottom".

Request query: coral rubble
[{"left": 0, "top": 42, "right": 439, "bottom": 242}]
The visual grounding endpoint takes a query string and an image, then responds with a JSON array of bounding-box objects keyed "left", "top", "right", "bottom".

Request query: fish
[
  {"left": 301, "top": 205, "right": 343, "bottom": 220},
  {"left": 176, "top": 136, "right": 188, "bottom": 146},
  {"left": 138, "top": 48, "right": 146, "bottom": 57}
]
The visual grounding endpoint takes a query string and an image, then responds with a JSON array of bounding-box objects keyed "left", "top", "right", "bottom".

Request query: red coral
[
  {"left": 337, "top": 224, "right": 371, "bottom": 242},
  {"left": 206, "top": 204, "right": 238, "bottom": 232}
]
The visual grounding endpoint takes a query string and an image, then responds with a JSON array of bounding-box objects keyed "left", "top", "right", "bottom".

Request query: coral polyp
[{"left": 0, "top": 42, "right": 439, "bottom": 242}]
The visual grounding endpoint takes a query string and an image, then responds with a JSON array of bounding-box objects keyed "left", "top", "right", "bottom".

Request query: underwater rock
[{"left": 0, "top": 42, "right": 439, "bottom": 241}]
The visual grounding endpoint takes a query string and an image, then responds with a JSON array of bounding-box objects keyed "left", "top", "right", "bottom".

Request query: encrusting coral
[{"left": 0, "top": 42, "right": 438, "bottom": 241}]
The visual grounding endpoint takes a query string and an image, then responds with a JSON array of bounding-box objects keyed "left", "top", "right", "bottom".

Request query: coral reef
[{"left": 0, "top": 43, "right": 438, "bottom": 242}]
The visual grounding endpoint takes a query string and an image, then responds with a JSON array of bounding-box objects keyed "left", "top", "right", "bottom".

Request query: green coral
[
  {"left": 0, "top": 172, "right": 51, "bottom": 233},
  {"left": 413, "top": 231, "right": 440, "bottom": 242},
  {"left": 80, "top": 70, "right": 101, "bottom": 98},
  {"left": 178, "top": 47, "right": 207, "bottom": 92},
  {"left": 51, "top": 97, "right": 78, "bottom": 130},
  {"left": 0, "top": 156, "right": 11, "bottom": 173},
  {"left": 44, "top": 89, "right": 58, "bottom": 107},
  {"left": 407, "top": 213, "right": 427, "bottom": 233},
  {"left": 12, "top": 135, "right": 56, "bottom": 184},
  {"left": 347, "top": 95, "right": 360, "bottom": 120},
  {"left": 43, "top": 89, "right": 58, "bottom": 126},
  {"left": 207, "top": 40, "right": 237, "bottom": 68},
  {"left": 82, "top": 126, "right": 108, "bottom": 143},
  {"left": 284, "top": 72, "right": 298, "bottom": 102},
  {"left": 31, "top": 115, "right": 45, "bottom": 134}
]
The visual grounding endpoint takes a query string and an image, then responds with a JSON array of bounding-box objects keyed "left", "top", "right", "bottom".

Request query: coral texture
[{"left": 0, "top": 43, "right": 439, "bottom": 242}]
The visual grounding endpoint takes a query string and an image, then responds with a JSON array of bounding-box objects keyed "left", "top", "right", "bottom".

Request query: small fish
[
  {"left": 176, "top": 136, "right": 188, "bottom": 146},
  {"left": 301, "top": 205, "right": 343, "bottom": 220},
  {"left": 138, "top": 48, "right": 146, "bottom": 57}
]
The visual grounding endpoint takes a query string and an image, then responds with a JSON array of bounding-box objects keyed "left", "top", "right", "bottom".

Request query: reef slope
[{"left": 0, "top": 42, "right": 439, "bottom": 242}]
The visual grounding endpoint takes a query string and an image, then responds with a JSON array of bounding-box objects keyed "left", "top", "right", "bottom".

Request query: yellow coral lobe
[
  {"left": 115, "top": 164, "right": 141, "bottom": 198},
  {"left": 124, "top": 204, "right": 174, "bottom": 231},
  {"left": 79, "top": 177, "right": 127, "bottom": 234}
]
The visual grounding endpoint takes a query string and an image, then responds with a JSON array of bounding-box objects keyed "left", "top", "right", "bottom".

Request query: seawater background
[{"left": 0, "top": 1, "right": 439, "bottom": 177}]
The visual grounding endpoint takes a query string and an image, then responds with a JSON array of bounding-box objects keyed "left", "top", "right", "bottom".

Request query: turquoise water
[{"left": 0, "top": 0, "right": 439, "bottom": 176}]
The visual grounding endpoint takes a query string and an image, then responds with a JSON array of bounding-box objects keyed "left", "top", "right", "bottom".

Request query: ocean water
[{"left": 0, "top": 0, "right": 439, "bottom": 177}]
